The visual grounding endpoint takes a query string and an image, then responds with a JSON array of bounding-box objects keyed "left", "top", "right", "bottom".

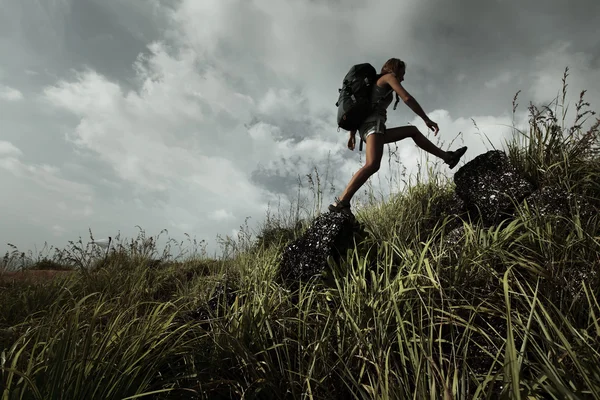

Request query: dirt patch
[{"left": 0, "top": 270, "right": 74, "bottom": 284}]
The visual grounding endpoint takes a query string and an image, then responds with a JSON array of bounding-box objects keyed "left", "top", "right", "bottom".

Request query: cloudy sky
[{"left": 1, "top": 0, "right": 599, "bottom": 257}]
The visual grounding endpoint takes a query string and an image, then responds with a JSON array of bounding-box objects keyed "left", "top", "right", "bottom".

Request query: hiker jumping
[{"left": 329, "top": 58, "right": 467, "bottom": 214}]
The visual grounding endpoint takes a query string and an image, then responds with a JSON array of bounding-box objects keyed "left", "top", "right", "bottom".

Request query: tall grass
[{"left": 2, "top": 70, "right": 600, "bottom": 399}]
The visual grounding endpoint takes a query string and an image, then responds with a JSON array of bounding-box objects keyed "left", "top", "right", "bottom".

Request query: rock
[
  {"left": 522, "top": 184, "right": 596, "bottom": 223},
  {"left": 425, "top": 191, "right": 468, "bottom": 233},
  {"left": 183, "top": 279, "right": 239, "bottom": 323},
  {"left": 439, "top": 225, "right": 468, "bottom": 267},
  {"left": 278, "top": 211, "right": 365, "bottom": 286},
  {"left": 444, "top": 225, "right": 466, "bottom": 247},
  {"left": 454, "top": 150, "right": 536, "bottom": 225}
]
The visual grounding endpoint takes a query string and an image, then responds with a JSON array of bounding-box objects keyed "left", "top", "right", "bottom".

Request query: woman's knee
[
  {"left": 363, "top": 162, "right": 380, "bottom": 174},
  {"left": 383, "top": 125, "right": 419, "bottom": 143},
  {"left": 407, "top": 125, "right": 420, "bottom": 138}
]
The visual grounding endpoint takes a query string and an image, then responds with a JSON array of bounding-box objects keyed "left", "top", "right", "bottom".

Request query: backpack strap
[{"left": 393, "top": 92, "right": 400, "bottom": 110}]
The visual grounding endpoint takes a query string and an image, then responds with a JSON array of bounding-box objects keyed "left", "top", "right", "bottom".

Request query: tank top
[{"left": 365, "top": 82, "right": 393, "bottom": 122}]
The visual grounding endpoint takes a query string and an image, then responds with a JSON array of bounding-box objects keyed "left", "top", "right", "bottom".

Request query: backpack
[
  {"left": 335, "top": 63, "right": 398, "bottom": 151},
  {"left": 335, "top": 63, "right": 378, "bottom": 132}
]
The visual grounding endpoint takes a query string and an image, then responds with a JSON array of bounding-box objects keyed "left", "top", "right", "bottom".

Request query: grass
[{"left": 1, "top": 69, "right": 600, "bottom": 399}]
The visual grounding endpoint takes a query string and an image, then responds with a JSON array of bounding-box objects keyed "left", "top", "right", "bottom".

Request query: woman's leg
[
  {"left": 337, "top": 132, "right": 385, "bottom": 204},
  {"left": 384, "top": 125, "right": 450, "bottom": 161}
]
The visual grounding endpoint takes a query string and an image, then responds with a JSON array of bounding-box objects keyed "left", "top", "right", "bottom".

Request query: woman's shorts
[{"left": 358, "top": 118, "right": 386, "bottom": 142}]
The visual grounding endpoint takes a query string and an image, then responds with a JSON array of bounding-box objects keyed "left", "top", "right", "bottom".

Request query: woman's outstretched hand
[
  {"left": 425, "top": 119, "right": 439, "bottom": 135},
  {"left": 348, "top": 131, "right": 356, "bottom": 150}
]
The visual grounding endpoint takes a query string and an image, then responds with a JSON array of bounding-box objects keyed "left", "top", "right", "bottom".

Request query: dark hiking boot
[
  {"left": 328, "top": 197, "right": 352, "bottom": 215},
  {"left": 446, "top": 146, "right": 468, "bottom": 169}
]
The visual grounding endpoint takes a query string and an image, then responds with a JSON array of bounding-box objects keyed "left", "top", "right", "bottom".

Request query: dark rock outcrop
[
  {"left": 444, "top": 225, "right": 466, "bottom": 247},
  {"left": 425, "top": 191, "right": 468, "bottom": 233},
  {"left": 522, "top": 184, "right": 596, "bottom": 223},
  {"left": 278, "top": 212, "right": 366, "bottom": 286},
  {"left": 454, "top": 150, "right": 536, "bottom": 225},
  {"left": 181, "top": 279, "right": 238, "bottom": 323}
]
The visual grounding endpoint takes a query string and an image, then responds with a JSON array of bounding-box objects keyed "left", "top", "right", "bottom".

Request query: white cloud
[
  {"left": 257, "top": 88, "right": 308, "bottom": 120},
  {"left": 52, "top": 225, "right": 66, "bottom": 237},
  {"left": 0, "top": 146, "right": 96, "bottom": 250},
  {"left": 0, "top": 85, "right": 24, "bottom": 101},
  {"left": 39, "top": 29, "right": 354, "bottom": 237},
  {"left": 209, "top": 209, "right": 235, "bottom": 221},
  {"left": 1, "top": 156, "right": 94, "bottom": 205},
  {"left": 0, "top": 141, "right": 23, "bottom": 157},
  {"left": 0, "top": 141, "right": 94, "bottom": 214},
  {"left": 485, "top": 71, "right": 515, "bottom": 89},
  {"left": 40, "top": 44, "right": 321, "bottom": 247}
]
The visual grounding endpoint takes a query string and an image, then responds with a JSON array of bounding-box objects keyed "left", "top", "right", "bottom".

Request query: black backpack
[
  {"left": 335, "top": 63, "right": 398, "bottom": 150},
  {"left": 336, "top": 63, "right": 378, "bottom": 132}
]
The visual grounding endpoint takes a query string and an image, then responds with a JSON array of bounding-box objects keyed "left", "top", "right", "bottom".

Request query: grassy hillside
[{"left": 1, "top": 72, "right": 600, "bottom": 399}]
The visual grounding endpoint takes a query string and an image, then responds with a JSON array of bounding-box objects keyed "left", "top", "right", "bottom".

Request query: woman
[{"left": 329, "top": 58, "right": 467, "bottom": 214}]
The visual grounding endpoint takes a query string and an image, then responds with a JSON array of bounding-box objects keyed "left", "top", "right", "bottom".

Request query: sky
[{"left": 1, "top": 0, "right": 599, "bottom": 258}]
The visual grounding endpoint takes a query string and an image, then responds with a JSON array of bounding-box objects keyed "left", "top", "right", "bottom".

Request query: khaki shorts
[{"left": 358, "top": 118, "right": 386, "bottom": 142}]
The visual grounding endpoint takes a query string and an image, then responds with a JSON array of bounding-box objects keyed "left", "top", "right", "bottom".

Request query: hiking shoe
[
  {"left": 446, "top": 146, "right": 467, "bottom": 169},
  {"left": 328, "top": 197, "right": 352, "bottom": 215}
]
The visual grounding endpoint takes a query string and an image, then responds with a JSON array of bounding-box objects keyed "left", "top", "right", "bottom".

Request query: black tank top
[{"left": 367, "top": 81, "right": 393, "bottom": 121}]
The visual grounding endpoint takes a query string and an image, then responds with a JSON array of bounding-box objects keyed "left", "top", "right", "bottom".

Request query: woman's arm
[{"left": 383, "top": 74, "right": 431, "bottom": 122}]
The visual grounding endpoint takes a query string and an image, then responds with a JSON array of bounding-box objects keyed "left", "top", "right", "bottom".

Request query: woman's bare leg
[
  {"left": 384, "top": 125, "right": 450, "bottom": 161},
  {"left": 338, "top": 133, "right": 385, "bottom": 203}
]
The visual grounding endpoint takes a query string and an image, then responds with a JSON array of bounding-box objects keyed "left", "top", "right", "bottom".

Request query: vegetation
[{"left": 1, "top": 70, "right": 600, "bottom": 399}]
